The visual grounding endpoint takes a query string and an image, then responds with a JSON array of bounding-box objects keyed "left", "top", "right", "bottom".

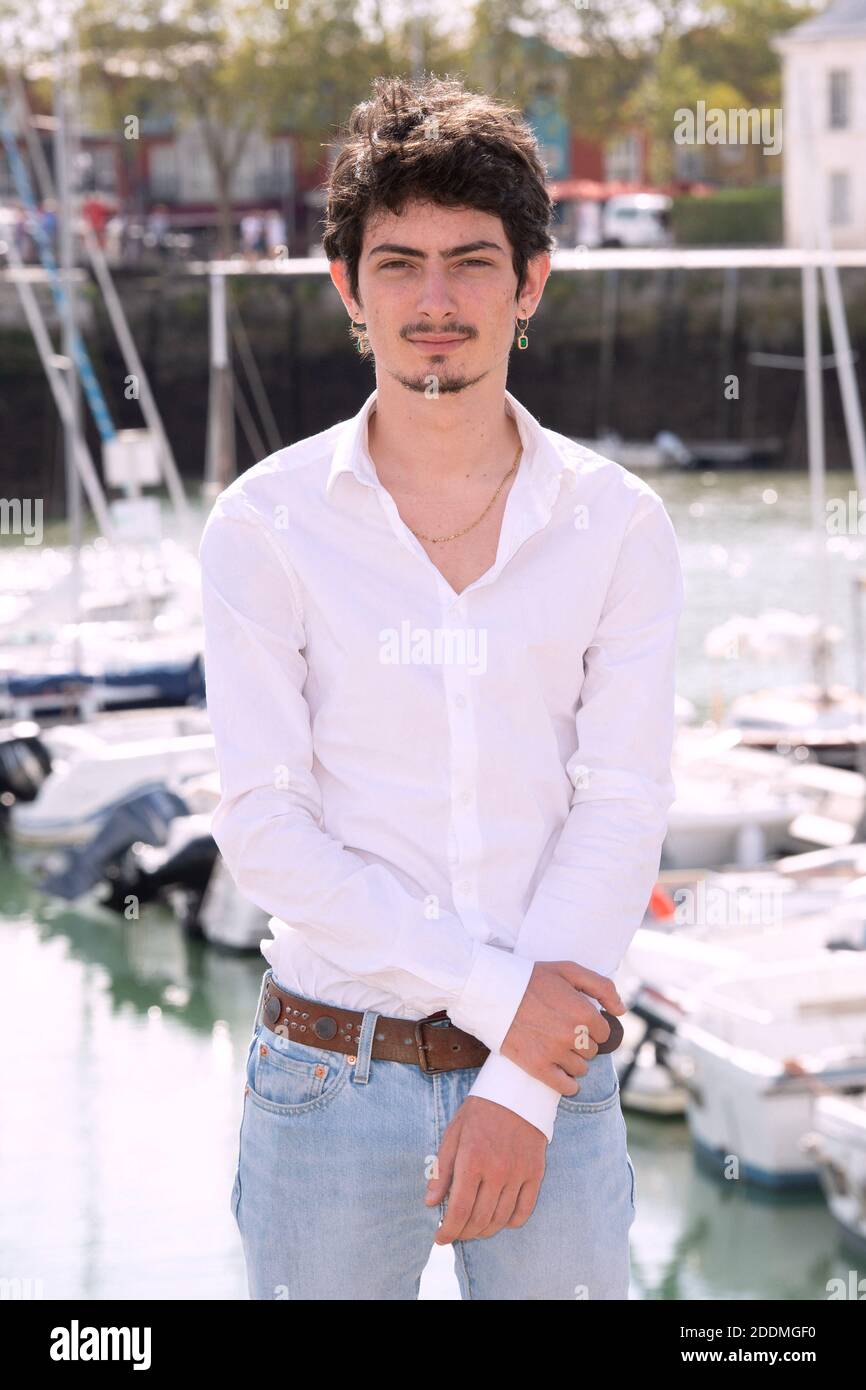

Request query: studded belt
[{"left": 261, "top": 978, "right": 623, "bottom": 1073}]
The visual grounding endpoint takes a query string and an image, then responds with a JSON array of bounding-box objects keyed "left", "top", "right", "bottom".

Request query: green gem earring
[
  {"left": 515, "top": 315, "right": 529, "bottom": 350},
  {"left": 352, "top": 319, "right": 369, "bottom": 353}
]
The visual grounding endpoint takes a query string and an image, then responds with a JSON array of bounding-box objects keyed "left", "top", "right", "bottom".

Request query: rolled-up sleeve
[
  {"left": 198, "top": 493, "right": 534, "bottom": 1049},
  {"left": 465, "top": 491, "right": 685, "bottom": 1140}
]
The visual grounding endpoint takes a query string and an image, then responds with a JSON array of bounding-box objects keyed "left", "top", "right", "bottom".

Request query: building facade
[{"left": 775, "top": 0, "right": 866, "bottom": 247}]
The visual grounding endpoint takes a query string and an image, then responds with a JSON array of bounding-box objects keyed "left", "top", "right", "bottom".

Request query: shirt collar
[{"left": 324, "top": 387, "right": 571, "bottom": 512}]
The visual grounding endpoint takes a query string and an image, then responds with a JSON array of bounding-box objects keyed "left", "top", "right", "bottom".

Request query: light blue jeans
[{"left": 230, "top": 968, "right": 636, "bottom": 1300}]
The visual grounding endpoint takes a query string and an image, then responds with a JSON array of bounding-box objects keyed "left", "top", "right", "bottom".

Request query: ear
[
  {"left": 329, "top": 258, "right": 360, "bottom": 318},
  {"left": 519, "top": 250, "right": 552, "bottom": 316}
]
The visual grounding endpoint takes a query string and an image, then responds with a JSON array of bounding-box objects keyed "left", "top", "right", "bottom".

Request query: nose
[{"left": 413, "top": 268, "right": 459, "bottom": 324}]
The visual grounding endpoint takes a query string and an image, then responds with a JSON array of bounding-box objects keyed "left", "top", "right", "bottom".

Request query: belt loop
[{"left": 351, "top": 1008, "right": 381, "bottom": 1086}]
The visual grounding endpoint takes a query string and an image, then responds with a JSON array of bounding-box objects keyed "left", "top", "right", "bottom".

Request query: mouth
[{"left": 408, "top": 336, "right": 468, "bottom": 351}]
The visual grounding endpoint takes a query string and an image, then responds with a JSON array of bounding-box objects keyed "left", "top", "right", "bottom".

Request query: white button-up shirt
[{"left": 198, "top": 386, "right": 684, "bottom": 1141}]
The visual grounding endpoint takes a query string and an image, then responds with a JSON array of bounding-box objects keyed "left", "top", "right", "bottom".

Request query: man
[{"left": 199, "top": 74, "right": 684, "bottom": 1301}]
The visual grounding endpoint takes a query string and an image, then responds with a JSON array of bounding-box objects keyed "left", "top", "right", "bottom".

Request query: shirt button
[
  {"left": 460, "top": 790, "right": 471, "bottom": 805},
  {"left": 459, "top": 880, "right": 470, "bottom": 893},
  {"left": 454, "top": 694, "right": 466, "bottom": 709}
]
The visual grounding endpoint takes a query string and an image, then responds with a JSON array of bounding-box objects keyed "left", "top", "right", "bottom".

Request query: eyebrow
[{"left": 367, "top": 240, "right": 505, "bottom": 260}]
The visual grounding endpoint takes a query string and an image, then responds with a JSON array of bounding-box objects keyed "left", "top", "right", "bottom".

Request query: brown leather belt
[{"left": 261, "top": 978, "right": 623, "bottom": 1073}]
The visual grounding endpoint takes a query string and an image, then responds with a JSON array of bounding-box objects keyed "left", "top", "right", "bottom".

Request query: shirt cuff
[
  {"left": 447, "top": 942, "right": 535, "bottom": 1054},
  {"left": 466, "top": 1052, "right": 561, "bottom": 1142}
]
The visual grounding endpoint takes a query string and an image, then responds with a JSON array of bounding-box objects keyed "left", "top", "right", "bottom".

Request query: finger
[
  {"left": 454, "top": 1179, "right": 505, "bottom": 1243},
  {"left": 551, "top": 1060, "right": 587, "bottom": 1096},
  {"left": 476, "top": 1183, "right": 524, "bottom": 1238},
  {"left": 556, "top": 1050, "right": 591, "bottom": 1081},
  {"left": 571, "top": 1033, "right": 600, "bottom": 1060},
  {"left": 505, "top": 1180, "right": 541, "bottom": 1229},
  {"left": 560, "top": 964, "right": 626, "bottom": 1013},
  {"left": 434, "top": 1166, "right": 482, "bottom": 1245}
]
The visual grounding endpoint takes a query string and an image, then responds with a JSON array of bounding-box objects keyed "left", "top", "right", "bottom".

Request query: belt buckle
[{"left": 414, "top": 1010, "right": 451, "bottom": 1074}]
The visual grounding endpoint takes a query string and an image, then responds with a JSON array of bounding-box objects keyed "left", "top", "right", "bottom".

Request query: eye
[{"left": 378, "top": 259, "right": 492, "bottom": 270}]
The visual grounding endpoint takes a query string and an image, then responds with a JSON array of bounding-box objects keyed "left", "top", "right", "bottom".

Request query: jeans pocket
[
  {"left": 247, "top": 1024, "right": 350, "bottom": 1115},
  {"left": 557, "top": 1053, "right": 621, "bottom": 1114}
]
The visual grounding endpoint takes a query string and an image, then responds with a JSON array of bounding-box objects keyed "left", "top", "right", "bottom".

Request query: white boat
[
  {"left": 571, "top": 430, "right": 693, "bottom": 470},
  {"left": 725, "top": 682, "right": 866, "bottom": 771},
  {"left": 616, "top": 848, "right": 866, "bottom": 1116},
  {"left": 663, "top": 725, "right": 865, "bottom": 869},
  {"left": 800, "top": 1093, "right": 866, "bottom": 1256},
  {"left": 617, "top": 917, "right": 866, "bottom": 1117},
  {"left": 671, "top": 954, "right": 866, "bottom": 1188},
  {"left": 706, "top": 610, "right": 866, "bottom": 771},
  {"left": 169, "top": 767, "right": 221, "bottom": 814},
  {"left": 651, "top": 851, "right": 866, "bottom": 939},
  {"left": 665, "top": 773, "right": 807, "bottom": 868},
  {"left": 0, "top": 530, "right": 205, "bottom": 719},
  {"left": 0, "top": 618, "right": 204, "bottom": 720},
  {"left": 9, "top": 705, "right": 215, "bottom": 854},
  {"left": 197, "top": 855, "right": 271, "bottom": 951}
]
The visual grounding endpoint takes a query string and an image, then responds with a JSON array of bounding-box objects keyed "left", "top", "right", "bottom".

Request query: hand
[
  {"left": 499, "top": 961, "right": 626, "bottom": 1097},
  {"left": 425, "top": 1096, "right": 547, "bottom": 1244}
]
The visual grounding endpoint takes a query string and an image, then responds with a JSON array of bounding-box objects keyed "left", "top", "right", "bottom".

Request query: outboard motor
[
  {"left": 38, "top": 784, "right": 189, "bottom": 901},
  {"left": 0, "top": 722, "right": 53, "bottom": 824},
  {"left": 100, "top": 818, "right": 218, "bottom": 916}
]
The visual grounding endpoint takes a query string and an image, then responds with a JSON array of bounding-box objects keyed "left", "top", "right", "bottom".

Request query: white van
[{"left": 577, "top": 193, "right": 673, "bottom": 249}]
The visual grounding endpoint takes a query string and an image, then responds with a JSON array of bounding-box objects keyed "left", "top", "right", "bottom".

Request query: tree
[{"left": 75, "top": 0, "right": 287, "bottom": 256}]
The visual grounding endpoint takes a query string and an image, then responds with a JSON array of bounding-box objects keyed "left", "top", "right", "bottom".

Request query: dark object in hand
[{"left": 595, "top": 1009, "right": 624, "bottom": 1054}]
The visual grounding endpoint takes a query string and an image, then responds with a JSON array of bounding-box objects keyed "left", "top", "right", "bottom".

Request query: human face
[{"left": 331, "top": 200, "right": 548, "bottom": 396}]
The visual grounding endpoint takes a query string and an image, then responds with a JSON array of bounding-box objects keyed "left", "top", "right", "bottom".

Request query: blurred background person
[{"left": 265, "top": 206, "right": 287, "bottom": 258}]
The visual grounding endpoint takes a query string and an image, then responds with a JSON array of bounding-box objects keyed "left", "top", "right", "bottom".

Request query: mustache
[{"left": 403, "top": 328, "right": 476, "bottom": 338}]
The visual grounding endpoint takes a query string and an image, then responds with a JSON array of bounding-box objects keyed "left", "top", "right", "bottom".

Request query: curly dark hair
[{"left": 320, "top": 73, "right": 556, "bottom": 354}]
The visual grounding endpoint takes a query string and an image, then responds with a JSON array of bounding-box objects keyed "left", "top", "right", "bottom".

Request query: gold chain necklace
[{"left": 408, "top": 439, "right": 523, "bottom": 544}]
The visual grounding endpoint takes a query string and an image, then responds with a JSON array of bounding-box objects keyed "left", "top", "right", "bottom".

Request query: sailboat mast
[{"left": 53, "top": 18, "right": 83, "bottom": 672}]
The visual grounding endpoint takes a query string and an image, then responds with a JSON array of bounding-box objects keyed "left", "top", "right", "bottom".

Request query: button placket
[{"left": 441, "top": 596, "right": 485, "bottom": 934}]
